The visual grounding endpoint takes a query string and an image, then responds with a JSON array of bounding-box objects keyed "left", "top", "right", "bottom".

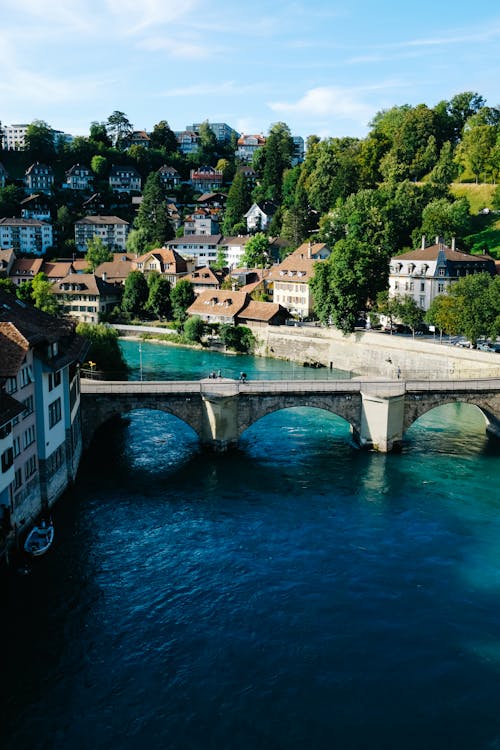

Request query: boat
[{"left": 24, "top": 519, "right": 54, "bottom": 557}]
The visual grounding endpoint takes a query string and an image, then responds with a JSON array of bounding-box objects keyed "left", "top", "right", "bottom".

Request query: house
[
  {"left": 158, "top": 165, "right": 181, "bottom": 189},
  {"left": 291, "top": 136, "right": 305, "bottom": 166},
  {"left": 183, "top": 266, "right": 225, "bottom": 295},
  {"left": 236, "top": 165, "right": 257, "bottom": 186},
  {"left": 176, "top": 130, "right": 200, "bottom": 154},
  {"left": 167, "top": 203, "right": 182, "bottom": 232},
  {"left": 108, "top": 165, "right": 141, "bottom": 193},
  {"left": 52, "top": 273, "right": 121, "bottom": 324},
  {"left": 236, "top": 300, "right": 290, "bottom": 327},
  {"left": 388, "top": 237, "right": 497, "bottom": 311},
  {"left": 0, "top": 249, "right": 16, "bottom": 278},
  {"left": 186, "top": 290, "right": 250, "bottom": 324},
  {"left": 0, "top": 218, "right": 53, "bottom": 255},
  {"left": 126, "top": 131, "right": 151, "bottom": 148},
  {"left": 94, "top": 258, "right": 134, "bottom": 286},
  {"left": 2, "top": 124, "right": 30, "bottom": 151},
  {"left": 183, "top": 208, "right": 220, "bottom": 236},
  {"left": 244, "top": 201, "right": 278, "bottom": 232},
  {"left": 235, "top": 134, "right": 266, "bottom": 162},
  {"left": 42, "top": 261, "right": 75, "bottom": 283},
  {"left": 267, "top": 242, "right": 329, "bottom": 319},
  {"left": 189, "top": 166, "right": 224, "bottom": 193},
  {"left": 24, "top": 162, "right": 54, "bottom": 194},
  {"left": 0, "top": 290, "right": 88, "bottom": 542},
  {"left": 20, "top": 194, "right": 51, "bottom": 221},
  {"left": 219, "top": 236, "right": 253, "bottom": 269},
  {"left": 134, "top": 247, "right": 190, "bottom": 285},
  {"left": 0, "top": 163, "right": 8, "bottom": 188},
  {"left": 196, "top": 192, "right": 227, "bottom": 210},
  {"left": 166, "top": 235, "right": 223, "bottom": 267},
  {"left": 9, "top": 257, "right": 44, "bottom": 285},
  {"left": 74, "top": 215, "right": 130, "bottom": 253},
  {"left": 64, "top": 164, "right": 94, "bottom": 191}
]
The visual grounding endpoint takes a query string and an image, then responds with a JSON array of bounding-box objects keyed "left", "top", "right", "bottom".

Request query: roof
[
  {"left": 293, "top": 241, "right": 330, "bottom": 259},
  {"left": 0, "top": 391, "right": 24, "bottom": 427},
  {"left": 184, "top": 266, "right": 224, "bottom": 285},
  {"left": 95, "top": 259, "right": 133, "bottom": 281},
  {"left": 167, "top": 235, "right": 223, "bottom": 247},
  {"left": 186, "top": 290, "right": 249, "bottom": 318},
  {"left": 53, "top": 273, "right": 120, "bottom": 296},
  {"left": 0, "top": 321, "right": 30, "bottom": 377},
  {"left": 66, "top": 163, "right": 92, "bottom": 176},
  {"left": 196, "top": 192, "right": 227, "bottom": 203},
  {"left": 267, "top": 250, "right": 320, "bottom": 283},
  {"left": 25, "top": 162, "right": 53, "bottom": 175},
  {"left": 238, "top": 300, "right": 287, "bottom": 323},
  {"left": 0, "top": 290, "right": 80, "bottom": 349},
  {"left": 43, "top": 261, "right": 74, "bottom": 279},
  {"left": 136, "top": 247, "right": 188, "bottom": 273},
  {"left": 109, "top": 165, "right": 141, "bottom": 177},
  {"left": 75, "top": 215, "right": 129, "bottom": 226},
  {"left": 220, "top": 236, "right": 252, "bottom": 247},
  {"left": 0, "top": 248, "right": 15, "bottom": 268},
  {"left": 0, "top": 217, "right": 49, "bottom": 227},
  {"left": 10, "top": 258, "right": 44, "bottom": 277},
  {"left": 394, "top": 243, "right": 496, "bottom": 263},
  {"left": 20, "top": 193, "right": 50, "bottom": 206}
]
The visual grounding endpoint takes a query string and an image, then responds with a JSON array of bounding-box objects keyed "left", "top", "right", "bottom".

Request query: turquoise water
[{"left": 1, "top": 341, "right": 500, "bottom": 750}]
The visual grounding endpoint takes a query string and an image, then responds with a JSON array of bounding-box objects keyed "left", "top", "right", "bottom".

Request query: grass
[{"left": 450, "top": 182, "right": 496, "bottom": 214}]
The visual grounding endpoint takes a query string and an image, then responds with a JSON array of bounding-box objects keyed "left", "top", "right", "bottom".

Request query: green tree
[
  {"left": 76, "top": 322, "right": 128, "bottom": 377},
  {"left": 448, "top": 272, "right": 499, "bottom": 345},
  {"left": 184, "top": 315, "right": 205, "bottom": 343},
  {"left": 24, "top": 120, "right": 55, "bottom": 161},
  {"left": 16, "top": 280, "right": 34, "bottom": 304},
  {"left": 0, "top": 278, "right": 16, "bottom": 294},
  {"left": 219, "top": 324, "right": 255, "bottom": 353},
  {"left": 222, "top": 170, "right": 252, "bottom": 235},
  {"left": 106, "top": 111, "right": 133, "bottom": 148},
  {"left": 122, "top": 270, "right": 149, "bottom": 316},
  {"left": 455, "top": 124, "right": 497, "bottom": 182},
  {"left": 170, "top": 279, "right": 195, "bottom": 324},
  {"left": 31, "top": 273, "right": 59, "bottom": 316},
  {"left": 146, "top": 272, "right": 172, "bottom": 319},
  {"left": 306, "top": 137, "right": 362, "bottom": 213},
  {"left": 413, "top": 196, "right": 471, "bottom": 247},
  {"left": 91, "top": 154, "right": 108, "bottom": 178},
  {"left": 241, "top": 233, "right": 270, "bottom": 268},
  {"left": 135, "top": 172, "right": 173, "bottom": 246},
  {"left": 126, "top": 227, "right": 149, "bottom": 256},
  {"left": 397, "top": 295, "right": 425, "bottom": 336},
  {"left": 428, "top": 141, "right": 457, "bottom": 185},
  {"left": 0, "top": 185, "right": 24, "bottom": 217},
  {"left": 254, "top": 122, "right": 294, "bottom": 204},
  {"left": 85, "top": 236, "right": 113, "bottom": 271},
  {"left": 196, "top": 121, "right": 218, "bottom": 163},
  {"left": 89, "top": 121, "right": 112, "bottom": 147},
  {"left": 149, "top": 120, "right": 178, "bottom": 153}
]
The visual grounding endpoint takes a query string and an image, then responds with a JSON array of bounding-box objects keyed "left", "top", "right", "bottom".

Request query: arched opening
[
  {"left": 80, "top": 408, "right": 200, "bottom": 486},
  {"left": 239, "top": 406, "right": 354, "bottom": 462},
  {"left": 404, "top": 402, "right": 494, "bottom": 456}
]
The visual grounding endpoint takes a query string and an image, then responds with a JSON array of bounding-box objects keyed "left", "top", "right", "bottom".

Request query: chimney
[
  {"left": 421, "top": 235, "right": 426, "bottom": 250},
  {"left": 308, "top": 241, "right": 312, "bottom": 259},
  {"left": 102, "top": 271, "right": 107, "bottom": 281},
  {"left": 435, "top": 235, "right": 440, "bottom": 245},
  {"left": 451, "top": 237, "right": 456, "bottom": 251}
]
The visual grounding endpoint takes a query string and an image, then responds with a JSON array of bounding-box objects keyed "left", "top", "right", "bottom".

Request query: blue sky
[{"left": 1, "top": 0, "right": 499, "bottom": 141}]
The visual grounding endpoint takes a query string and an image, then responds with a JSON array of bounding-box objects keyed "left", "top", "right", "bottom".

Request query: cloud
[
  {"left": 269, "top": 86, "right": 373, "bottom": 122},
  {"left": 161, "top": 81, "right": 266, "bottom": 97},
  {"left": 105, "top": 0, "right": 200, "bottom": 34},
  {"left": 138, "top": 35, "right": 215, "bottom": 60}
]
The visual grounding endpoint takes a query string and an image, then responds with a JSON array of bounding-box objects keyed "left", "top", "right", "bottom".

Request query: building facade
[
  {"left": 74, "top": 215, "right": 130, "bottom": 253},
  {"left": 0, "top": 218, "right": 53, "bottom": 255}
]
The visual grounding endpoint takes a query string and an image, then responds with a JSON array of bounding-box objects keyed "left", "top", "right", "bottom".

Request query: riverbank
[{"left": 113, "top": 323, "right": 500, "bottom": 380}]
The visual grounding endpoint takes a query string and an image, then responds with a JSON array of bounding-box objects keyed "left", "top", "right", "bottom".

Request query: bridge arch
[
  {"left": 237, "top": 403, "right": 355, "bottom": 443},
  {"left": 403, "top": 393, "right": 500, "bottom": 437},
  {"left": 235, "top": 392, "right": 362, "bottom": 440}
]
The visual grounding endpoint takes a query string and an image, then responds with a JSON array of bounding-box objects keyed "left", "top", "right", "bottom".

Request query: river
[{"left": 1, "top": 339, "right": 500, "bottom": 750}]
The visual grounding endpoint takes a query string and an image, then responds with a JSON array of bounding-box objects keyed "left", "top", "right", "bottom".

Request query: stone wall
[{"left": 250, "top": 325, "right": 500, "bottom": 380}]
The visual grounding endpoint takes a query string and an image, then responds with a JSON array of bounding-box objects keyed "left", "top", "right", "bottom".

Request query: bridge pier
[
  {"left": 356, "top": 391, "right": 405, "bottom": 452},
  {"left": 201, "top": 393, "right": 239, "bottom": 452}
]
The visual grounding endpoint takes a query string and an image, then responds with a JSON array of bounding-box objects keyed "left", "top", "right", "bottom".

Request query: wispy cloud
[
  {"left": 269, "top": 86, "right": 373, "bottom": 122},
  {"left": 162, "top": 81, "right": 268, "bottom": 97}
]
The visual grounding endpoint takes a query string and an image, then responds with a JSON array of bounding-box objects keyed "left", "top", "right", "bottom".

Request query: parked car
[{"left": 477, "top": 341, "right": 500, "bottom": 353}]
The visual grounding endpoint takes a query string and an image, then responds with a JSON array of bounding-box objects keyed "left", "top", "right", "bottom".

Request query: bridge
[{"left": 80, "top": 376, "right": 500, "bottom": 453}]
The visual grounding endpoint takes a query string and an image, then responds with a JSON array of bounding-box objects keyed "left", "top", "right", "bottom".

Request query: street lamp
[{"left": 88, "top": 361, "right": 96, "bottom": 379}]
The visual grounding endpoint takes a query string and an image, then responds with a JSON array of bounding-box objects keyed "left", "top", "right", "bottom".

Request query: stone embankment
[{"left": 249, "top": 324, "right": 500, "bottom": 380}]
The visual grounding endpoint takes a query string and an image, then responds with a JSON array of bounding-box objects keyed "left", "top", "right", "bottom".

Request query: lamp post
[{"left": 88, "top": 361, "right": 96, "bottom": 379}]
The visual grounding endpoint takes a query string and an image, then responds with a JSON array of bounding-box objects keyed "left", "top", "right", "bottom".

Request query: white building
[
  {"left": 0, "top": 218, "right": 53, "bottom": 255},
  {"left": 388, "top": 237, "right": 497, "bottom": 311},
  {"left": 74, "top": 215, "right": 130, "bottom": 253},
  {"left": 166, "top": 235, "right": 223, "bottom": 267}
]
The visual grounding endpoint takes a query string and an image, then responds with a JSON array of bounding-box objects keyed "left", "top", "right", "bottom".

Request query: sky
[{"left": 1, "top": 0, "right": 500, "bottom": 142}]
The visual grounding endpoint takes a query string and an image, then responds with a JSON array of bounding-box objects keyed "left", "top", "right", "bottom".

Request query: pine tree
[{"left": 135, "top": 172, "right": 174, "bottom": 246}]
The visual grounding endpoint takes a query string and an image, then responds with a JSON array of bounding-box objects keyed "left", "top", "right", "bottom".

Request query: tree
[
  {"left": 149, "top": 120, "right": 178, "bottom": 153},
  {"left": 126, "top": 227, "right": 149, "bottom": 256},
  {"left": 85, "top": 236, "right": 113, "bottom": 271},
  {"left": 455, "top": 124, "right": 497, "bottom": 182},
  {"left": 121, "top": 270, "right": 149, "bottom": 316},
  {"left": 241, "top": 233, "right": 270, "bottom": 268},
  {"left": 24, "top": 120, "right": 55, "bottom": 161},
  {"left": 91, "top": 154, "right": 108, "bottom": 178},
  {"left": 31, "top": 273, "right": 59, "bottom": 316},
  {"left": 76, "top": 323, "right": 128, "bottom": 377},
  {"left": 89, "top": 121, "right": 112, "bottom": 147},
  {"left": 16, "top": 280, "right": 34, "bottom": 304},
  {"left": 281, "top": 176, "right": 312, "bottom": 245},
  {"left": 222, "top": 170, "right": 252, "bottom": 235},
  {"left": 413, "top": 196, "right": 471, "bottom": 247},
  {"left": 0, "top": 278, "right": 16, "bottom": 294},
  {"left": 219, "top": 324, "right": 255, "bottom": 353},
  {"left": 396, "top": 295, "right": 425, "bottom": 336},
  {"left": 146, "top": 272, "right": 172, "bottom": 319},
  {"left": 135, "top": 172, "right": 173, "bottom": 246},
  {"left": 196, "top": 121, "right": 218, "bottom": 163},
  {"left": 428, "top": 141, "right": 457, "bottom": 185},
  {"left": 306, "top": 137, "right": 362, "bottom": 213},
  {"left": 184, "top": 315, "right": 205, "bottom": 343},
  {"left": 254, "top": 122, "right": 294, "bottom": 204},
  {"left": 170, "top": 279, "right": 195, "bottom": 324},
  {"left": 0, "top": 185, "right": 24, "bottom": 217},
  {"left": 106, "top": 111, "right": 133, "bottom": 148}
]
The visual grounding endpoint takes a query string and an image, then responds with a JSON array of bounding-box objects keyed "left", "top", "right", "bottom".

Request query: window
[
  {"left": 13, "top": 435, "right": 21, "bottom": 458},
  {"left": 22, "top": 395, "right": 34, "bottom": 418},
  {"left": 419, "top": 296, "right": 425, "bottom": 308},
  {"left": 24, "top": 454, "right": 37, "bottom": 480},
  {"left": 438, "top": 267, "right": 445, "bottom": 277},
  {"left": 1, "top": 448, "right": 13, "bottom": 473},
  {"left": 48, "top": 398, "right": 62, "bottom": 428},
  {"left": 23, "top": 425, "right": 35, "bottom": 449},
  {"left": 48, "top": 370, "right": 61, "bottom": 391},
  {"left": 14, "top": 468, "right": 23, "bottom": 490},
  {"left": 420, "top": 282, "right": 425, "bottom": 292},
  {"left": 438, "top": 282, "right": 445, "bottom": 293},
  {"left": 20, "top": 365, "right": 33, "bottom": 387},
  {"left": 6, "top": 377, "right": 17, "bottom": 394}
]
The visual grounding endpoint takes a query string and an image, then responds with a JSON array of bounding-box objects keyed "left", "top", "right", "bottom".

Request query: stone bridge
[{"left": 80, "top": 377, "right": 500, "bottom": 453}]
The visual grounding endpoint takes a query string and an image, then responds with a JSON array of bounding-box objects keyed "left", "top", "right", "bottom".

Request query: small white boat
[{"left": 24, "top": 520, "right": 54, "bottom": 557}]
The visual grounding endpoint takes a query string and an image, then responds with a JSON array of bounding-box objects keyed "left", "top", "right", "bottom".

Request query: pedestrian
[{"left": 397, "top": 367, "right": 401, "bottom": 379}]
